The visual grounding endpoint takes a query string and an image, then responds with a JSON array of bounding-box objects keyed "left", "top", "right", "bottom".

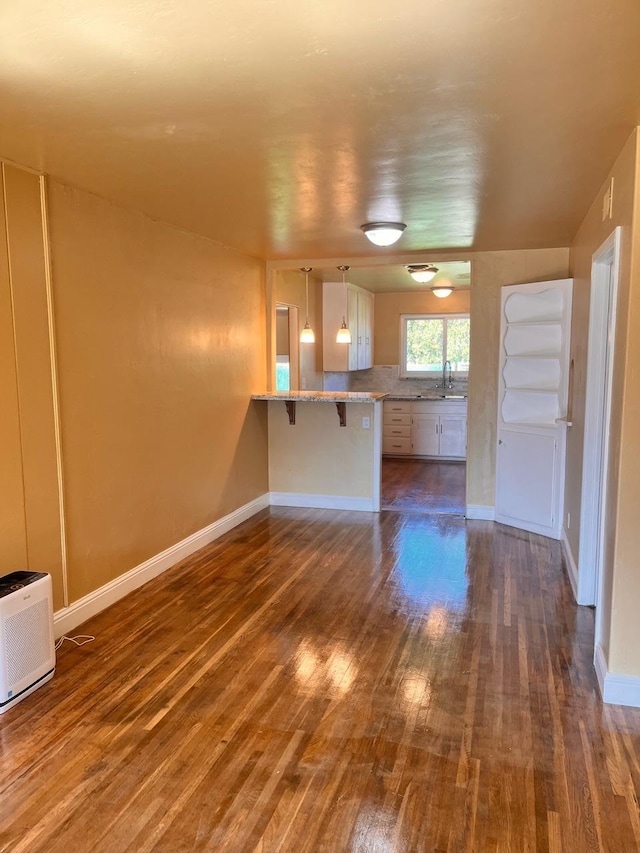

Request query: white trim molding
[
  {"left": 465, "top": 504, "right": 495, "bottom": 521},
  {"left": 54, "top": 493, "right": 270, "bottom": 638},
  {"left": 270, "top": 492, "right": 376, "bottom": 512},
  {"left": 561, "top": 529, "right": 579, "bottom": 601},
  {"left": 594, "top": 644, "right": 640, "bottom": 708}
]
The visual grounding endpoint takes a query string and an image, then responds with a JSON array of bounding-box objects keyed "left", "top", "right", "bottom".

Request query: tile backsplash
[{"left": 323, "top": 365, "right": 469, "bottom": 396}]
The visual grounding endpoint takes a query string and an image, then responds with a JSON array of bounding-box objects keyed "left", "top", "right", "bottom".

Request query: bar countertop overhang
[{"left": 251, "top": 391, "right": 387, "bottom": 402}]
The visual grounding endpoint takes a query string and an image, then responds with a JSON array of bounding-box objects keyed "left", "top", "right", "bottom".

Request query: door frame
[{"left": 576, "top": 227, "right": 621, "bottom": 631}]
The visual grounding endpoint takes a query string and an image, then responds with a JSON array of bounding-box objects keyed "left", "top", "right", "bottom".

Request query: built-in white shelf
[
  {"left": 504, "top": 289, "right": 563, "bottom": 324},
  {"left": 504, "top": 324, "right": 562, "bottom": 358}
]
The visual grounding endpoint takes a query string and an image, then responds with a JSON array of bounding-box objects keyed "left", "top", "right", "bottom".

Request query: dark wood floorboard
[
  {"left": 382, "top": 458, "right": 466, "bottom": 514},
  {"left": 1, "top": 508, "right": 639, "bottom": 852}
]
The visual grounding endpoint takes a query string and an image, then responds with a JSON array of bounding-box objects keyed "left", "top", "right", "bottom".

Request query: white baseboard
[
  {"left": 53, "top": 493, "right": 270, "bottom": 638},
  {"left": 269, "top": 492, "right": 375, "bottom": 512},
  {"left": 465, "top": 504, "right": 495, "bottom": 521},
  {"left": 594, "top": 643, "right": 640, "bottom": 708},
  {"left": 561, "top": 528, "right": 579, "bottom": 601}
]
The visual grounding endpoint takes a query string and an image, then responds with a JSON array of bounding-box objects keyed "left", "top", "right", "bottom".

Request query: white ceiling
[{"left": 1, "top": 0, "right": 639, "bottom": 260}]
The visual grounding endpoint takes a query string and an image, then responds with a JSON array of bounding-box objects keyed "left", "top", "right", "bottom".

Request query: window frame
[{"left": 399, "top": 313, "right": 470, "bottom": 379}]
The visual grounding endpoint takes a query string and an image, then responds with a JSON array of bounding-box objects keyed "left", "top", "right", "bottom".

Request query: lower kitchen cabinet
[{"left": 384, "top": 399, "right": 467, "bottom": 459}]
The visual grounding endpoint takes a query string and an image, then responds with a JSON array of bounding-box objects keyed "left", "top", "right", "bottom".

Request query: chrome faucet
[{"left": 436, "top": 360, "right": 453, "bottom": 389}]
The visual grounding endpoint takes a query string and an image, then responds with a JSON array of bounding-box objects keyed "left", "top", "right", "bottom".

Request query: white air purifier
[{"left": 0, "top": 571, "right": 56, "bottom": 714}]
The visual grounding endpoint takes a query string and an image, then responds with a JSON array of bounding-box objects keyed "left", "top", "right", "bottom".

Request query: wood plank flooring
[
  {"left": 1, "top": 508, "right": 639, "bottom": 852},
  {"left": 382, "top": 458, "right": 466, "bottom": 515}
]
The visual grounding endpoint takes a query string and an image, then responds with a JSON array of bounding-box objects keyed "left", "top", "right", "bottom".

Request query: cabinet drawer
[
  {"left": 383, "top": 436, "right": 412, "bottom": 454},
  {"left": 383, "top": 425, "right": 410, "bottom": 438},
  {"left": 384, "top": 400, "right": 410, "bottom": 414},
  {"left": 383, "top": 413, "right": 411, "bottom": 426}
]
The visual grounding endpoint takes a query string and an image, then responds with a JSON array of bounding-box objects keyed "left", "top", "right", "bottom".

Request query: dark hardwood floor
[
  {"left": 1, "top": 507, "right": 639, "bottom": 852},
  {"left": 382, "top": 457, "right": 466, "bottom": 515}
]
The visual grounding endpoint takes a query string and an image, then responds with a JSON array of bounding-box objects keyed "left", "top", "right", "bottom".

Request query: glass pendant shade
[
  {"left": 336, "top": 318, "right": 352, "bottom": 344},
  {"left": 335, "top": 265, "right": 352, "bottom": 344},
  {"left": 300, "top": 322, "right": 315, "bottom": 343},
  {"left": 299, "top": 267, "right": 315, "bottom": 343},
  {"left": 361, "top": 222, "right": 406, "bottom": 247}
]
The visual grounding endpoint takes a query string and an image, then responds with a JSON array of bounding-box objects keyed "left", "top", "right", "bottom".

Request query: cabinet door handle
[
  {"left": 435, "top": 424, "right": 438, "bottom": 434},
  {"left": 440, "top": 424, "right": 443, "bottom": 433}
]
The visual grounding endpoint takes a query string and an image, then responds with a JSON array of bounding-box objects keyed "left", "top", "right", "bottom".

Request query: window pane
[
  {"left": 405, "top": 318, "right": 444, "bottom": 372},
  {"left": 445, "top": 318, "right": 470, "bottom": 372},
  {"left": 275, "top": 358, "right": 290, "bottom": 391}
]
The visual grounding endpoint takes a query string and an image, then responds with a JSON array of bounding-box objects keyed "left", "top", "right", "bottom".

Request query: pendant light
[
  {"left": 406, "top": 264, "right": 438, "bottom": 283},
  {"left": 299, "top": 267, "right": 315, "bottom": 343},
  {"left": 361, "top": 222, "right": 406, "bottom": 247},
  {"left": 336, "top": 265, "right": 352, "bottom": 344}
]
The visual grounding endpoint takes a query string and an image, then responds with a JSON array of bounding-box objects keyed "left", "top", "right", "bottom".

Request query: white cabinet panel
[
  {"left": 496, "top": 430, "right": 557, "bottom": 529},
  {"left": 383, "top": 400, "right": 467, "bottom": 458},
  {"left": 323, "top": 282, "right": 374, "bottom": 371},
  {"left": 412, "top": 414, "right": 440, "bottom": 456},
  {"left": 440, "top": 415, "right": 467, "bottom": 457}
]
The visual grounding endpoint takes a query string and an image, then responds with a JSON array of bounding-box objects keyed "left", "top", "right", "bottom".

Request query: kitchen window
[{"left": 400, "top": 314, "right": 470, "bottom": 378}]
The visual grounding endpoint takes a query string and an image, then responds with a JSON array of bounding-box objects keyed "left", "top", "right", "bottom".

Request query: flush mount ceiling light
[
  {"left": 431, "top": 285, "right": 454, "bottom": 298},
  {"left": 360, "top": 222, "right": 406, "bottom": 247},
  {"left": 336, "top": 265, "right": 352, "bottom": 344},
  {"left": 299, "top": 267, "right": 315, "bottom": 344},
  {"left": 406, "top": 264, "right": 438, "bottom": 283}
]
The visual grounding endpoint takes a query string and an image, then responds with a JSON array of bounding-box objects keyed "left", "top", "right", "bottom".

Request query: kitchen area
[{"left": 258, "top": 261, "right": 471, "bottom": 515}]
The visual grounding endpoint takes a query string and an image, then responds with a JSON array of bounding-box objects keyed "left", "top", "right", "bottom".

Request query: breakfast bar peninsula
[{"left": 251, "top": 391, "right": 386, "bottom": 512}]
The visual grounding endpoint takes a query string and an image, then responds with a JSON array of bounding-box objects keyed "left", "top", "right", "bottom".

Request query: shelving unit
[{"left": 495, "top": 279, "right": 573, "bottom": 541}]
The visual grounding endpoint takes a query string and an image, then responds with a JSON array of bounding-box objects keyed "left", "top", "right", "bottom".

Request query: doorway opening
[
  {"left": 381, "top": 458, "right": 466, "bottom": 514},
  {"left": 577, "top": 228, "right": 621, "bottom": 646},
  {"left": 275, "top": 304, "right": 299, "bottom": 392}
]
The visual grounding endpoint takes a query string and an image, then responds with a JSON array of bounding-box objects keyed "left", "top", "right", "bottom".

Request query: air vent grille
[{"left": 4, "top": 599, "right": 52, "bottom": 690}]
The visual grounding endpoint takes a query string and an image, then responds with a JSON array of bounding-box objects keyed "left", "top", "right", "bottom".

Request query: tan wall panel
[
  {"left": 568, "top": 129, "right": 640, "bottom": 673},
  {"left": 373, "top": 290, "right": 471, "bottom": 365},
  {"left": 0, "top": 173, "right": 28, "bottom": 571},
  {"left": 467, "top": 248, "right": 571, "bottom": 508},
  {"left": 47, "top": 181, "right": 268, "bottom": 603},
  {"left": 3, "top": 165, "right": 64, "bottom": 607},
  {"left": 267, "top": 401, "right": 376, "bottom": 497}
]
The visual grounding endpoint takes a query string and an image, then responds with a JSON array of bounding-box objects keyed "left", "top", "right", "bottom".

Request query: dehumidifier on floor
[{"left": 0, "top": 572, "right": 55, "bottom": 714}]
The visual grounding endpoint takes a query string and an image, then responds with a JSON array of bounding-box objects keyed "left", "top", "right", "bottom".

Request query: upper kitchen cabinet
[{"left": 323, "top": 281, "right": 374, "bottom": 371}]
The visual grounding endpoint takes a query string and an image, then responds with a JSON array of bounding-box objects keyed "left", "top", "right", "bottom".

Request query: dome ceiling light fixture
[
  {"left": 360, "top": 222, "right": 406, "bottom": 247},
  {"left": 431, "top": 285, "right": 454, "bottom": 298},
  {"left": 406, "top": 264, "right": 439, "bottom": 284}
]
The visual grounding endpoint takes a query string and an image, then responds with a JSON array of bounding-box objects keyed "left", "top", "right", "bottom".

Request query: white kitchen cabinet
[
  {"left": 323, "top": 282, "right": 374, "bottom": 371},
  {"left": 383, "top": 399, "right": 467, "bottom": 458}
]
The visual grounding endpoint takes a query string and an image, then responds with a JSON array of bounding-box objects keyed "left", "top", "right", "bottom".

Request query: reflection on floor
[
  {"left": 382, "top": 457, "right": 466, "bottom": 514},
  {"left": 4, "top": 508, "right": 640, "bottom": 851}
]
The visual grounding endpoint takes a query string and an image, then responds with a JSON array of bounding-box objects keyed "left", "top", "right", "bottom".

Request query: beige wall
[
  {"left": 267, "top": 401, "right": 377, "bottom": 499},
  {"left": 0, "top": 166, "right": 269, "bottom": 610},
  {"left": 273, "top": 269, "right": 323, "bottom": 390},
  {"left": 46, "top": 180, "right": 268, "bottom": 602},
  {"left": 0, "top": 165, "right": 65, "bottom": 607},
  {"left": 373, "top": 290, "right": 471, "bottom": 365},
  {"left": 567, "top": 129, "right": 640, "bottom": 674},
  {"left": 0, "top": 173, "right": 27, "bottom": 574}
]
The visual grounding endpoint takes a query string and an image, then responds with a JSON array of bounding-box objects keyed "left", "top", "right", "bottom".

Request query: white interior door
[{"left": 494, "top": 279, "right": 573, "bottom": 539}]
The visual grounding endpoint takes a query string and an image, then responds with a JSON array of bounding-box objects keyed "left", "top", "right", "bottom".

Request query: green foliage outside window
[{"left": 404, "top": 316, "right": 470, "bottom": 374}]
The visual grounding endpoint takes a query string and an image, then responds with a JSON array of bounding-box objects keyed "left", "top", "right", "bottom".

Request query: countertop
[
  {"left": 385, "top": 394, "right": 467, "bottom": 401},
  {"left": 252, "top": 391, "right": 387, "bottom": 402}
]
